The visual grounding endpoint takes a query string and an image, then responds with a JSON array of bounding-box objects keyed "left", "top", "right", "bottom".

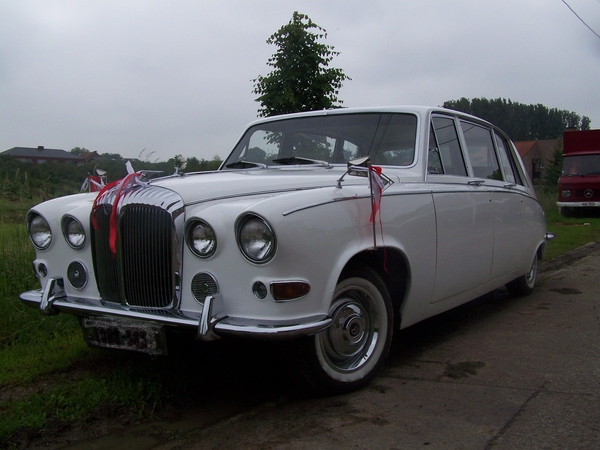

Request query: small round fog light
[
  {"left": 252, "top": 281, "right": 268, "bottom": 299},
  {"left": 67, "top": 261, "right": 87, "bottom": 289}
]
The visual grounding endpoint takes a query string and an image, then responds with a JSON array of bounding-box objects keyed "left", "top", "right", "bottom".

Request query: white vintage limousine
[{"left": 21, "top": 106, "right": 550, "bottom": 392}]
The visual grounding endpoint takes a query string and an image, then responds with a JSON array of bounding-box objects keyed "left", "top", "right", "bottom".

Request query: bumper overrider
[{"left": 20, "top": 277, "right": 332, "bottom": 348}]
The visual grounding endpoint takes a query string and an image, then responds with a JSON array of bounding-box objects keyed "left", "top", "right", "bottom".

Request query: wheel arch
[
  {"left": 340, "top": 247, "right": 410, "bottom": 330},
  {"left": 536, "top": 240, "right": 546, "bottom": 261}
]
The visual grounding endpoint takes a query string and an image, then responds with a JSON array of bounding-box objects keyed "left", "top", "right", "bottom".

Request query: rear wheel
[
  {"left": 296, "top": 266, "right": 393, "bottom": 394},
  {"left": 506, "top": 254, "right": 537, "bottom": 296}
]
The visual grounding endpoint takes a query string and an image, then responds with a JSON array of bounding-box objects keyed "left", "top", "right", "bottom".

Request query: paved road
[{"left": 68, "top": 245, "right": 600, "bottom": 450}]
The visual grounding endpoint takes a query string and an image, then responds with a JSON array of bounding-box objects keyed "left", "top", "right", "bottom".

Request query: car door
[
  {"left": 428, "top": 115, "right": 494, "bottom": 304},
  {"left": 458, "top": 120, "right": 525, "bottom": 280}
]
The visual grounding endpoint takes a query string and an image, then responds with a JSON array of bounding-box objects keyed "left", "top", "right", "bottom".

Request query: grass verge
[{"left": 536, "top": 189, "right": 600, "bottom": 260}]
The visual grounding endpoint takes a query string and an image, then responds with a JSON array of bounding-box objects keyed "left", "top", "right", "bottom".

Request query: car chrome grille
[
  {"left": 92, "top": 205, "right": 120, "bottom": 302},
  {"left": 91, "top": 185, "right": 184, "bottom": 308}
]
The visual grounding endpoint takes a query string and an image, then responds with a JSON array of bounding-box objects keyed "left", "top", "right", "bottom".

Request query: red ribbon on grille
[{"left": 91, "top": 171, "right": 143, "bottom": 256}]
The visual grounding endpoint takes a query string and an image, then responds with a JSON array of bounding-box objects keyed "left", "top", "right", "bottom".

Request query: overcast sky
[{"left": 1, "top": 0, "right": 599, "bottom": 162}]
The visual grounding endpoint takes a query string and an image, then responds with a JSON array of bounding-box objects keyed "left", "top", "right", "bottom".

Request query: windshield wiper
[
  {"left": 224, "top": 160, "right": 267, "bottom": 169},
  {"left": 271, "top": 156, "right": 331, "bottom": 168}
]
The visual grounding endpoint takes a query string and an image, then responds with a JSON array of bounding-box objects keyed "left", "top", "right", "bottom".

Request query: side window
[
  {"left": 460, "top": 121, "right": 501, "bottom": 181},
  {"left": 430, "top": 117, "right": 467, "bottom": 176},
  {"left": 428, "top": 127, "right": 443, "bottom": 174},
  {"left": 494, "top": 132, "right": 524, "bottom": 186}
]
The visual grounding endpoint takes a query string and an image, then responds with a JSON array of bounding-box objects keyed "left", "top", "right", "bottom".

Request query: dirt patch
[{"left": 442, "top": 361, "right": 486, "bottom": 379}]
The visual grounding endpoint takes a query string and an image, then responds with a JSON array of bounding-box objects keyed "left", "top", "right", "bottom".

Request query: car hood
[{"left": 150, "top": 168, "right": 366, "bottom": 204}]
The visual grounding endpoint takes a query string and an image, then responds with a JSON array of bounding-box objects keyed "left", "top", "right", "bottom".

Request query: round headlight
[
  {"left": 187, "top": 220, "right": 217, "bottom": 258},
  {"left": 237, "top": 215, "right": 276, "bottom": 263},
  {"left": 28, "top": 214, "right": 52, "bottom": 250},
  {"left": 62, "top": 216, "right": 86, "bottom": 249}
]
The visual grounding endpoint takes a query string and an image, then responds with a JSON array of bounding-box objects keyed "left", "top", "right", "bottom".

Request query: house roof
[
  {"left": 80, "top": 151, "right": 102, "bottom": 160},
  {"left": 513, "top": 139, "right": 559, "bottom": 159},
  {"left": 1, "top": 146, "right": 81, "bottom": 160},
  {"left": 514, "top": 141, "right": 537, "bottom": 158}
]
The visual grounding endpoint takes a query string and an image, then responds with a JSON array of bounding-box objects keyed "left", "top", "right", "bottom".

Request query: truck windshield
[{"left": 562, "top": 154, "right": 600, "bottom": 176}]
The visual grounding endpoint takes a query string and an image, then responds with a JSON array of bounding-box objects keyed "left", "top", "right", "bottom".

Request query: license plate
[
  {"left": 81, "top": 317, "right": 167, "bottom": 356},
  {"left": 581, "top": 202, "right": 597, "bottom": 207}
]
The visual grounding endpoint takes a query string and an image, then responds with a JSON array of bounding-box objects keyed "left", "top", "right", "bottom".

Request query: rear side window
[
  {"left": 494, "top": 132, "right": 523, "bottom": 185},
  {"left": 429, "top": 117, "right": 467, "bottom": 176},
  {"left": 460, "top": 121, "right": 501, "bottom": 180}
]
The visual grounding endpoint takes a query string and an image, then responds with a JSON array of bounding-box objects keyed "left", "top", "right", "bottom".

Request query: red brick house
[
  {"left": 0, "top": 146, "right": 82, "bottom": 165},
  {"left": 79, "top": 151, "right": 104, "bottom": 164},
  {"left": 514, "top": 139, "right": 560, "bottom": 183}
]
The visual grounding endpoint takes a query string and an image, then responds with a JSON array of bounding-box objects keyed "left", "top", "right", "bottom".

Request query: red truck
[{"left": 557, "top": 129, "right": 600, "bottom": 216}]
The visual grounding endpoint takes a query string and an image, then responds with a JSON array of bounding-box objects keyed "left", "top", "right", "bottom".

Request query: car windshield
[
  {"left": 562, "top": 154, "right": 600, "bottom": 176},
  {"left": 222, "top": 113, "right": 418, "bottom": 168}
]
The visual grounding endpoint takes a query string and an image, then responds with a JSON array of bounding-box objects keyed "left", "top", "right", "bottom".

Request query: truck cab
[{"left": 557, "top": 129, "right": 600, "bottom": 216}]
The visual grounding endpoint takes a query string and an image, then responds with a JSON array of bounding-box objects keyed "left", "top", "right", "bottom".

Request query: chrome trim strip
[
  {"left": 185, "top": 185, "right": 327, "bottom": 207},
  {"left": 282, "top": 195, "right": 361, "bottom": 217}
]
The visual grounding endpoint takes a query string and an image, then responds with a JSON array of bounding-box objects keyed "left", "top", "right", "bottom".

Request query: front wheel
[
  {"left": 506, "top": 254, "right": 537, "bottom": 296},
  {"left": 295, "top": 266, "right": 393, "bottom": 394}
]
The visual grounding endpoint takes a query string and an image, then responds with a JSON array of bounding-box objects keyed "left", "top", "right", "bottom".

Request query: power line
[{"left": 561, "top": 0, "right": 600, "bottom": 39}]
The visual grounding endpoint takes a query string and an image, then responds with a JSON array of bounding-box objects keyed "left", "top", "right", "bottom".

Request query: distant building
[
  {"left": 1, "top": 146, "right": 82, "bottom": 165},
  {"left": 514, "top": 139, "right": 560, "bottom": 183},
  {"left": 79, "top": 151, "right": 104, "bottom": 164}
]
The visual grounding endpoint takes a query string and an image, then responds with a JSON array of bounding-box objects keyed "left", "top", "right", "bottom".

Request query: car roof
[{"left": 245, "top": 106, "right": 494, "bottom": 129}]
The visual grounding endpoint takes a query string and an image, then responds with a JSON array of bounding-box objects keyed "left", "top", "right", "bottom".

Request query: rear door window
[
  {"left": 460, "top": 121, "right": 501, "bottom": 180},
  {"left": 429, "top": 116, "right": 467, "bottom": 176},
  {"left": 494, "top": 131, "right": 523, "bottom": 185}
]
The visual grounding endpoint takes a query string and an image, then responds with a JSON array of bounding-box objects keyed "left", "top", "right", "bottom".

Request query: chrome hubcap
[
  {"left": 320, "top": 287, "right": 380, "bottom": 372},
  {"left": 328, "top": 301, "right": 367, "bottom": 357}
]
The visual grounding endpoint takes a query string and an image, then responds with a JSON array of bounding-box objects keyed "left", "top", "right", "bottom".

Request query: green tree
[
  {"left": 252, "top": 11, "right": 350, "bottom": 117},
  {"left": 542, "top": 140, "right": 564, "bottom": 192},
  {"left": 100, "top": 152, "right": 123, "bottom": 161},
  {"left": 443, "top": 97, "right": 591, "bottom": 141},
  {"left": 70, "top": 147, "right": 89, "bottom": 156},
  {"left": 581, "top": 116, "right": 591, "bottom": 131}
]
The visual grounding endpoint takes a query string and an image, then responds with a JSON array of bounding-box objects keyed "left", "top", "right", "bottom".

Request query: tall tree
[
  {"left": 443, "top": 97, "right": 591, "bottom": 141},
  {"left": 542, "top": 141, "right": 564, "bottom": 192},
  {"left": 252, "top": 11, "right": 350, "bottom": 117},
  {"left": 70, "top": 147, "right": 89, "bottom": 156}
]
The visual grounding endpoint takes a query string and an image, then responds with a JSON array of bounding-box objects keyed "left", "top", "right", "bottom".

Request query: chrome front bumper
[{"left": 19, "top": 277, "right": 332, "bottom": 342}]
